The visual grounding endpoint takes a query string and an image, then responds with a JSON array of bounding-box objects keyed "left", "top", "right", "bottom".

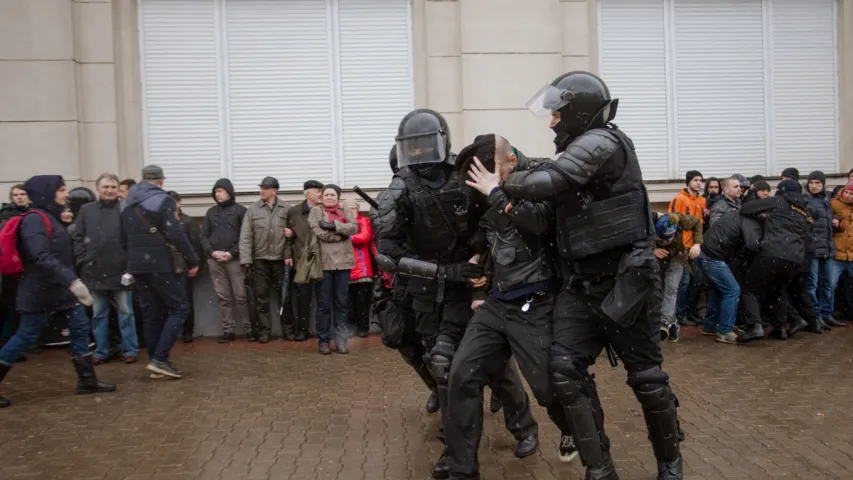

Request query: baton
[
  {"left": 353, "top": 186, "right": 379, "bottom": 210},
  {"left": 605, "top": 343, "right": 619, "bottom": 368}
]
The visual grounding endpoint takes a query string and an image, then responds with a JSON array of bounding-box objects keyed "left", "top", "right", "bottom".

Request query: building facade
[{"left": 2, "top": 0, "right": 853, "bottom": 213}]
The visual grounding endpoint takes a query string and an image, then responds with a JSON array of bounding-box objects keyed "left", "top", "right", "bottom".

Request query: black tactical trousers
[
  {"left": 787, "top": 271, "right": 819, "bottom": 328},
  {"left": 741, "top": 257, "right": 799, "bottom": 328},
  {"left": 181, "top": 275, "right": 196, "bottom": 337},
  {"left": 551, "top": 280, "right": 680, "bottom": 468},
  {"left": 446, "top": 293, "right": 568, "bottom": 480},
  {"left": 250, "top": 260, "right": 286, "bottom": 336}
]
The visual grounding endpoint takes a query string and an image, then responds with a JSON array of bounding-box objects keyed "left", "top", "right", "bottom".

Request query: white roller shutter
[
  {"left": 771, "top": 0, "right": 838, "bottom": 175},
  {"left": 139, "top": 0, "right": 223, "bottom": 193},
  {"left": 337, "top": 0, "right": 413, "bottom": 188},
  {"left": 598, "top": 0, "right": 670, "bottom": 181},
  {"left": 225, "top": 0, "right": 334, "bottom": 192},
  {"left": 672, "top": 0, "right": 767, "bottom": 178}
]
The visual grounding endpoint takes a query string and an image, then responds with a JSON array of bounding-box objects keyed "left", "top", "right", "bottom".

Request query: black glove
[
  {"left": 443, "top": 263, "right": 484, "bottom": 283},
  {"left": 318, "top": 220, "right": 336, "bottom": 231}
]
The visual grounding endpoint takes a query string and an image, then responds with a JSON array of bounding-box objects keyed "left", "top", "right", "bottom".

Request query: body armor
[{"left": 396, "top": 166, "right": 473, "bottom": 263}]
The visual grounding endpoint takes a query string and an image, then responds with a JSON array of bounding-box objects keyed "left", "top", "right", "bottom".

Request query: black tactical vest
[{"left": 396, "top": 167, "right": 473, "bottom": 262}]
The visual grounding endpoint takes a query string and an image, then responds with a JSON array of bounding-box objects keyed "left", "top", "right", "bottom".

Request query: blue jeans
[
  {"left": 696, "top": 253, "right": 739, "bottom": 334},
  {"left": 314, "top": 270, "right": 350, "bottom": 346},
  {"left": 808, "top": 257, "right": 834, "bottom": 319},
  {"left": 0, "top": 306, "right": 90, "bottom": 365},
  {"left": 91, "top": 290, "right": 139, "bottom": 359},
  {"left": 134, "top": 273, "right": 189, "bottom": 363},
  {"left": 676, "top": 257, "right": 703, "bottom": 319}
]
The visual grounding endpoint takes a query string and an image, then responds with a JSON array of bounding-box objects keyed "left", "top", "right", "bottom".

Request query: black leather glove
[
  {"left": 318, "top": 220, "right": 336, "bottom": 231},
  {"left": 443, "top": 263, "right": 484, "bottom": 283}
]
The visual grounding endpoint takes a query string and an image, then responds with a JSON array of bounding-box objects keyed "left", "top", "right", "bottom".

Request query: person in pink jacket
[{"left": 343, "top": 199, "right": 375, "bottom": 337}]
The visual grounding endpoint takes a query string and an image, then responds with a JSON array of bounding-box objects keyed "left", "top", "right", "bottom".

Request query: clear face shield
[
  {"left": 395, "top": 131, "right": 447, "bottom": 168},
  {"left": 526, "top": 84, "right": 573, "bottom": 117}
]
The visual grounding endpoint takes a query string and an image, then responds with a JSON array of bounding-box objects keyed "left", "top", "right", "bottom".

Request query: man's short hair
[
  {"left": 9, "top": 183, "right": 26, "bottom": 201},
  {"left": 95, "top": 173, "right": 120, "bottom": 187},
  {"left": 724, "top": 177, "right": 741, "bottom": 189},
  {"left": 119, "top": 179, "right": 136, "bottom": 188}
]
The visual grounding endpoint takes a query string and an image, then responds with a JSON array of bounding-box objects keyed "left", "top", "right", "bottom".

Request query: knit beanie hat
[
  {"left": 807, "top": 171, "right": 827, "bottom": 185},
  {"left": 685, "top": 170, "right": 703, "bottom": 185},
  {"left": 781, "top": 168, "right": 800, "bottom": 180},
  {"left": 776, "top": 179, "right": 802, "bottom": 195}
]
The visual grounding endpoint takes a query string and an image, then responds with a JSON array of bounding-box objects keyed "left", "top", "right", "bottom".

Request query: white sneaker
[{"left": 559, "top": 434, "right": 578, "bottom": 463}]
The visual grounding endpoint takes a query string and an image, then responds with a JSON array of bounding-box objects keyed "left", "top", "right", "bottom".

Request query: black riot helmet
[
  {"left": 395, "top": 109, "right": 452, "bottom": 168},
  {"left": 527, "top": 71, "right": 619, "bottom": 153},
  {"left": 67, "top": 186, "right": 96, "bottom": 217}
]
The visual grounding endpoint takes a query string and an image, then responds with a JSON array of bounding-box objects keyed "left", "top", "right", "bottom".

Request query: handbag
[
  {"left": 294, "top": 235, "right": 323, "bottom": 284},
  {"left": 134, "top": 206, "right": 188, "bottom": 275}
]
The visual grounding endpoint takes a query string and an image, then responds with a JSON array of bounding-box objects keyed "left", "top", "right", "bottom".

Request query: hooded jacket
[
  {"left": 740, "top": 193, "right": 810, "bottom": 265},
  {"left": 121, "top": 181, "right": 200, "bottom": 274},
  {"left": 71, "top": 198, "right": 128, "bottom": 290},
  {"left": 702, "top": 210, "right": 762, "bottom": 263},
  {"left": 804, "top": 189, "right": 835, "bottom": 258},
  {"left": 16, "top": 175, "right": 79, "bottom": 313},
  {"left": 350, "top": 213, "right": 375, "bottom": 282},
  {"left": 668, "top": 188, "right": 705, "bottom": 248},
  {"left": 200, "top": 178, "right": 246, "bottom": 261}
]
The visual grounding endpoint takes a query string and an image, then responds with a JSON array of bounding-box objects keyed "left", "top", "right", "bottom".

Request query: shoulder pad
[
  {"left": 562, "top": 129, "right": 622, "bottom": 164},
  {"left": 375, "top": 177, "right": 407, "bottom": 215}
]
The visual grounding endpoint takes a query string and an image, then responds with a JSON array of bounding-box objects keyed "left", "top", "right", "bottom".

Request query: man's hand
[
  {"left": 470, "top": 276, "right": 488, "bottom": 289},
  {"left": 284, "top": 228, "right": 294, "bottom": 238},
  {"left": 471, "top": 299, "right": 485, "bottom": 312},
  {"left": 318, "top": 220, "right": 336, "bottom": 231},
  {"left": 703, "top": 208, "right": 710, "bottom": 216},
  {"left": 465, "top": 156, "right": 501, "bottom": 196},
  {"left": 689, "top": 244, "right": 701, "bottom": 260},
  {"left": 444, "top": 263, "right": 485, "bottom": 284},
  {"left": 221, "top": 252, "right": 233, "bottom": 262},
  {"left": 188, "top": 266, "right": 199, "bottom": 278},
  {"left": 833, "top": 218, "right": 841, "bottom": 228},
  {"left": 654, "top": 248, "right": 669, "bottom": 260},
  {"left": 284, "top": 258, "right": 293, "bottom": 266}
]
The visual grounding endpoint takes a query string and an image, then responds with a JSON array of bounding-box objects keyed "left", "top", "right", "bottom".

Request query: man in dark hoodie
[
  {"left": 0, "top": 175, "right": 116, "bottom": 408},
  {"left": 72, "top": 173, "right": 139, "bottom": 364},
  {"left": 804, "top": 171, "right": 836, "bottom": 331},
  {"left": 737, "top": 180, "right": 811, "bottom": 342},
  {"left": 122, "top": 165, "right": 200, "bottom": 379},
  {"left": 200, "top": 179, "right": 251, "bottom": 343}
]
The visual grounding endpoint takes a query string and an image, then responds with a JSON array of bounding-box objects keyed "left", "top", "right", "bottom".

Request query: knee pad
[
  {"left": 627, "top": 367, "right": 673, "bottom": 411},
  {"left": 550, "top": 357, "right": 590, "bottom": 403},
  {"left": 430, "top": 354, "right": 452, "bottom": 386}
]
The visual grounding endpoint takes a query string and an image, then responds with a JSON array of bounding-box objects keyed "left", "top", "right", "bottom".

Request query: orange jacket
[{"left": 668, "top": 189, "right": 706, "bottom": 248}]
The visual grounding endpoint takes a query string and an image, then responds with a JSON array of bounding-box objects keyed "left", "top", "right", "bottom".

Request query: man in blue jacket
[
  {"left": 121, "top": 165, "right": 199, "bottom": 379},
  {"left": 0, "top": 175, "right": 116, "bottom": 408}
]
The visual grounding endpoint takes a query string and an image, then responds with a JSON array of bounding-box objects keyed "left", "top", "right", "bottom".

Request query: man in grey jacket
[
  {"left": 239, "top": 177, "right": 294, "bottom": 343},
  {"left": 709, "top": 177, "right": 742, "bottom": 226}
]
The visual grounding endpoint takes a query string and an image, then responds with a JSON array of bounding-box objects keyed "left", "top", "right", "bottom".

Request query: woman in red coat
[{"left": 343, "top": 200, "right": 374, "bottom": 337}]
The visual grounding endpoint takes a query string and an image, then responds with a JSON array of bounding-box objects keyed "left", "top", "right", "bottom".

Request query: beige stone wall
[{"left": 2, "top": 0, "right": 852, "bottom": 209}]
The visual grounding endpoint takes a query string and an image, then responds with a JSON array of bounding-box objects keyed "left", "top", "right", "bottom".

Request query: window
[
  {"left": 139, "top": 0, "right": 414, "bottom": 193},
  {"left": 598, "top": 0, "right": 838, "bottom": 180}
]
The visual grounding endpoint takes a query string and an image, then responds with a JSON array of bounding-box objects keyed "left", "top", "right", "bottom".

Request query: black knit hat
[
  {"left": 685, "top": 170, "right": 703, "bottom": 185},
  {"left": 749, "top": 175, "right": 765, "bottom": 185},
  {"left": 781, "top": 168, "right": 800, "bottom": 180},
  {"left": 754, "top": 181, "right": 771, "bottom": 192},
  {"left": 808, "top": 171, "right": 827, "bottom": 185},
  {"left": 777, "top": 179, "right": 802, "bottom": 194}
]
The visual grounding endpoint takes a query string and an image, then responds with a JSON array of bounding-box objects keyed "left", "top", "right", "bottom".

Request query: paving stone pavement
[{"left": 1, "top": 327, "right": 852, "bottom": 480}]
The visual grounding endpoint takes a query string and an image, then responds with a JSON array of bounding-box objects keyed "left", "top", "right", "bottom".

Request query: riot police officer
[
  {"left": 498, "top": 72, "right": 684, "bottom": 479},
  {"left": 371, "top": 110, "right": 538, "bottom": 480}
]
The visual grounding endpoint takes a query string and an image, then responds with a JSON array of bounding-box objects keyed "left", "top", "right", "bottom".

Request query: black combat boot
[
  {"left": 72, "top": 356, "right": 116, "bottom": 395},
  {"left": 489, "top": 389, "right": 503, "bottom": 414},
  {"left": 737, "top": 324, "right": 765, "bottom": 343},
  {"left": 786, "top": 318, "right": 808, "bottom": 337},
  {"left": 0, "top": 363, "right": 11, "bottom": 408},
  {"left": 432, "top": 450, "right": 450, "bottom": 479},
  {"left": 426, "top": 389, "right": 440, "bottom": 414},
  {"left": 584, "top": 457, "right": 619, "bottom": 480},
  {"left": 658, "top": 456, "right": 684, "bottom": 480}
]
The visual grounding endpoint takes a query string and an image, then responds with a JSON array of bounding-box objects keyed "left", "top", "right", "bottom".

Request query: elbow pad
[{"left": 502, "top": 170, "right": 557, "bottom": 201}]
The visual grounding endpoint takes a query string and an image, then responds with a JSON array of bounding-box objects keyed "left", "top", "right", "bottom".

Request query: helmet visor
[
  {"left": 526, "top": 84, "right": 572, "bottom": 117},
  {"left": 396, "top": 132, "right": 447, "bottom": 168}
]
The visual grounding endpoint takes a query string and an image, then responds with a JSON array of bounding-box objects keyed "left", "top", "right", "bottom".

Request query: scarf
[{"left": 324, "top": 204, "right": 346, "bottom": 223}]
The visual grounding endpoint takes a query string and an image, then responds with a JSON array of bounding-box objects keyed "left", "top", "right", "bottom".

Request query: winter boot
[
  {"left": 72, "top": 355, "right": 116, "bottom": 395},
  {"left": 489, "top": 389, "right": 503, "bottom": 414},
  {"left": 0, "top": 363, "right": 11, "bottom": 408},
  {"left": 737, "top": 324, "right": 765, "bottom": 343},
  {"left": 823, "top": 315, "right": 847, "bottom": 327},
  {"left": 786, "top": 318, "right": 808, "bottom": 338}
]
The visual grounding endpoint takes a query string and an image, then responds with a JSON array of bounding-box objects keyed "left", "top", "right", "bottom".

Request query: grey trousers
[
  {"left": 662, "top": 261, "right": 684, "bottom": 329},
  {"left": 209, "top": 259, "right": 251, "bottom": 334}
]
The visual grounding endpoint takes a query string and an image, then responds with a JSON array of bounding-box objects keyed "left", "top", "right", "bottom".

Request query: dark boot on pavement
[
  {"left": 786, "top": 318, "right": 808, "bottom": 338},
  {"left": 489, "top": 389, "right": 503, "bottom": 414},
  {"left": 515, "top": 433, "right": 539, "bottom": 458},
  {"left": 432, "top": 451, "right": 450, "bottom": 479},
  {"left": 658, "top": 456, "right": 684, "bottom": 480},
  {"left": 823, "top": 315, "right": 847, "bottom": 327},
  {"left": 426, "top": 389, "right": 440, "bottom": 414},
  {"left": 585, "top": 461, "right": 620, "bottom": 480},
  {"left": 218, "top": 333, "right": 235, "bottom": 343},
  {"left": 0, "top": 363, "right": 11, "bottom": 408},
  {"left": 737, "top": 324, "right": 765, "bottom": 343},
  {"left": 72, "top": 356, "right": 117, "bottom": 395}
]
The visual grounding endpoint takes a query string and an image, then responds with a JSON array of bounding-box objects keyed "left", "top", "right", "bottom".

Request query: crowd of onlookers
[{"left": 656, "top": 167, "right": 852, "bottom": 345}]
